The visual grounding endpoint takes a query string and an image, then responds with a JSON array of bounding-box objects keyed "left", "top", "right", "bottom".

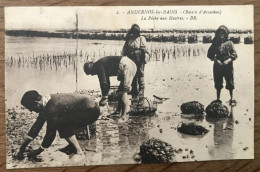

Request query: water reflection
[
  {"left": 81, "top": 99, "right": 155, "bottom": 164},
  {"left": 206, "top": 105, "right": 234, "bottom": 159},
  {"left": 5, "top": 36, "right": 254, "bottom": 165},
  {"left": 177, "top": 115, "right": 208, "bottom": 139},
  {"left": 116, "top": 116, "right": 154, "bottom": 163}
]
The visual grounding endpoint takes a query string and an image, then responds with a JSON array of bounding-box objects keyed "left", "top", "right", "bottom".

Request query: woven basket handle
[{"left": 136, "top": 97, "right": 151, "bottom": 111}]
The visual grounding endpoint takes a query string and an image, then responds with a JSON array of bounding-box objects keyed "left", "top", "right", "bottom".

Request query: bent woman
[{"left": 14, "top": 91, "right": 100, "bottom": 162}]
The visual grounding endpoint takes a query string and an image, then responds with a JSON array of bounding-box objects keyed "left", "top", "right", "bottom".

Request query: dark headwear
[
  {"left": 212, "top": 25, "right": 230, "bottom": 44},
  {"left": 21, "top": 90, "right": 42, "bottom": 109},
  {"left": 215, "top": 25, "right": 230, "bottom": 37},
  {"left": 84, "top": 62, "right": 94, "bottom": 75},
  {"left": 125, "top": 24, "right": 141, "bottom": 40},
  {"left": 131, "top": 24, "right": 140, "bottom": 36}
]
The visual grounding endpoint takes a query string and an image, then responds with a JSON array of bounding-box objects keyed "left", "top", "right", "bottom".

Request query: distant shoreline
[{"left": 5, "top": 29, "right": 253, "bottom": 43}]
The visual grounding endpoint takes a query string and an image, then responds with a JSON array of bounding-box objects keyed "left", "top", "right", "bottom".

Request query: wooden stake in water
[{"left": 75, "top": 11, "right": 79, "bottom": 92}]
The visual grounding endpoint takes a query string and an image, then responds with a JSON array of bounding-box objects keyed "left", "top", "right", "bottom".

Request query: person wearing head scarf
[
  {"left": 122, "top": 24, "right": 149, "bottom": 97},
  {"left": 207, "top": 25, "right": 237, "bottom": 103}
]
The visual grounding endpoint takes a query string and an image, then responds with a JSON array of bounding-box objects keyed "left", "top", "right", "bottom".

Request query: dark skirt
[{"left": 55, "top": 103, "right": 100, "bottom": 138}]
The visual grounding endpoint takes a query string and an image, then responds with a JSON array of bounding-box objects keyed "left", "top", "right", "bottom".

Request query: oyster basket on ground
[
  {"left": 205, "top": 100, "right": 229, "bottom": 118},
  {"left": 139, "top": 138, "right": 175, "bottom": 163},
  {"left": 130, "top": 97, "right": 157, "bottom": 116},
  {"left": 180, "top": 101, "right": 204, "bottom": 116},
  {"left": 177, "top": 122, "right": 209, "bottom": 136},
  {"left": 108, "top": 86, "right": 119, "bottom": 102},
  {"left": 108, "top": 86, "right": 157, "bottom": 115}
]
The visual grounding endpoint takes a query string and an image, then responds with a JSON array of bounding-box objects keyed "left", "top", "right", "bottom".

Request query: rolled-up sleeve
[
  {"left": 140, "top": 36, "right": 147, "bottom": 48},
  {"left": 41, "top": 120, "right": 56, "bottom": 149},
  {"left": 140, "top": 36, "right": 149, "bottom": 53},
  {"left": 27, "top": 114, "right": 46, "bottom": 139}
]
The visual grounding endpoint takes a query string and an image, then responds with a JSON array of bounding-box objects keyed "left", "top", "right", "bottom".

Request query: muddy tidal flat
[{"left": 5, "top": 36, "right": 254, "bottom": 168}]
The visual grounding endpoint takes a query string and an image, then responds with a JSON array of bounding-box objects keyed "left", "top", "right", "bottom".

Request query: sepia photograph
[{"left": 4, "top": 6, "right": 254, "bottom": 169}]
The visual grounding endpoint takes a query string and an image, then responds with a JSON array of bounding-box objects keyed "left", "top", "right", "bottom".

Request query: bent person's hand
[
  {"left": 13, "top": 149, "right": 25, "bottom": 160},
  {"left": 27, "top": 148, "right": 43, "bottom": 158}
]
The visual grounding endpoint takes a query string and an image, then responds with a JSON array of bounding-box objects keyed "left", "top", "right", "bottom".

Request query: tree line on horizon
[{"left": 5, "top": 29, "right": 253, "bottom": 44}]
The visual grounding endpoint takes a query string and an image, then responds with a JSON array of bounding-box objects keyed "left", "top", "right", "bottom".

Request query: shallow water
[{"left": 5, "top": 36, "right": 254, "bottom": 168}]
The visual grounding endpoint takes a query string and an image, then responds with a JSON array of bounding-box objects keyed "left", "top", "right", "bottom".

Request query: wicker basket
[{"left": 130, "top": 97, "right": 157, "bottom": 116}]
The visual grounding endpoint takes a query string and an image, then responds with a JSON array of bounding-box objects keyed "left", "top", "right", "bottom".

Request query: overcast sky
[{"left": 5, "top": 6, "right": 253, "bottom": 31}]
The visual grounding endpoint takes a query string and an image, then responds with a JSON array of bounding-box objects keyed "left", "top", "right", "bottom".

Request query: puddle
[{"left": 5, "top": 37, "right": 254, "bottom": 168}]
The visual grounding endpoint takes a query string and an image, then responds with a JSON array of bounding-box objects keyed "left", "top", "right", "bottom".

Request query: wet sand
[{"left": 5, "top": 37, "right": 254, "bottom": 168}]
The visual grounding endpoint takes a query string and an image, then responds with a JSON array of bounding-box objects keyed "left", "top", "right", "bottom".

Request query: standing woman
[
  {"left": 122, "top": 24, "right": 149, "bottom": 97},
  {"left": 207, "top": 25, "right": 237, "bottom": 103}
]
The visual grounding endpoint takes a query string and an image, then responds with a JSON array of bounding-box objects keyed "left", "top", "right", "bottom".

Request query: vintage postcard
[{"left": 5, "top": 6, "right": 254, "bottom": 169}]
